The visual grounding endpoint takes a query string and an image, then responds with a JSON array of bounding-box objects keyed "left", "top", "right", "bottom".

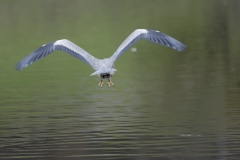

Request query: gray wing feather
[
  {"left": 110, "top": 29, "right": 186, "bottom": 61},
  {"left": 16, "top": 39, "right": 98, "bottom": 71}
]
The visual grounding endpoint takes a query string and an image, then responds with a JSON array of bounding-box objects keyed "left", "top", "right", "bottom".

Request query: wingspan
[
  {"left": 110, "top": 29, "right": 186, "bottom": 62},
  {"left": 16, "top": 39, "right": 98, "bottom": 70}
]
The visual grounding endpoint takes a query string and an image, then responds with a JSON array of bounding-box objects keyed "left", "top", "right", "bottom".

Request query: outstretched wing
[
  {"left": 110, "top": 29, "right": 186, "bottom": 62},
  {"left": 16, "top": 39, "right": 98, "bottom": 70}
]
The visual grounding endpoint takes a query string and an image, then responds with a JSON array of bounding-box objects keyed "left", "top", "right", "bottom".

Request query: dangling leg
[
  {"left": 110, "top": 75, "right": 114, "bottom": 86},
  {"left": 98, "top": 76, "right": 104, "bottom": 87},
  {"left": 107, "top": 76, "right": 114, "bottom": 87},
  {"left": 107, "top": 79, "right": 111, "bottom": 87}
]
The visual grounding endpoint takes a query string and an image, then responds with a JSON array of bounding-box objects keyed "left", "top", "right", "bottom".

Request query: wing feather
[
  {"left": 16, "top": 39, "right": 98, "bottom": 71},
  {"left": 110, "top": 29, "right": 186, "bottom": 61}
]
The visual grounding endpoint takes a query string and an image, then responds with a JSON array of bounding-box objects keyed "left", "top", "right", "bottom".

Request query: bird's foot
[
  {"left": 98, "top": 81, "right": 104, "bottom": 88},
  {"left": 107, "top": 80, "right": 114, "bottom": 87}
]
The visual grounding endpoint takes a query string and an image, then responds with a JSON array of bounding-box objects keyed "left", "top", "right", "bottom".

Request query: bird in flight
[{"left": 16, "top": 29, "right": 186, "bottom": 87}]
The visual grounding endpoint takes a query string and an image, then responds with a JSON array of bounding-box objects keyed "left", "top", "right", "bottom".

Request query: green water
[{"left": 1, "top": 0, "right": 240, "bottom": 159}]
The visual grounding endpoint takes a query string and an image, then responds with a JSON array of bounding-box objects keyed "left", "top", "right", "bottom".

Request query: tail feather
[
  {"left": 90, "top": 68, "right": 117, "bottom": 76},
  {"left": 90, "top": 71, "right": 100, "bottom": 76}
]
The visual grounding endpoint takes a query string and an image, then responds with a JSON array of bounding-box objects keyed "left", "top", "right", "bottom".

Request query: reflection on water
[{"left": 1, "top": 0, "right": 240, "bottom": 159}]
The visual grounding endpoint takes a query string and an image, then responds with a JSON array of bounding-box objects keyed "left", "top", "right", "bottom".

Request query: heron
[{"left": 16, "top": 29, "right": 186, "bottom": 87}]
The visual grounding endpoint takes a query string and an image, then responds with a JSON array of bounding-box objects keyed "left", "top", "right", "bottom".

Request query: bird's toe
[
  {"left": 110, "top": 81, "right": 114, "bottom": 86},
  {"left": 98, "top": 82, "right": 104, "bottom": 88}
]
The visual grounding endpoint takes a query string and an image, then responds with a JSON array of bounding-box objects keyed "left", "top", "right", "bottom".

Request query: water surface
[{"left": 1, "top": 0, "right": 240, "bottom": 159}]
